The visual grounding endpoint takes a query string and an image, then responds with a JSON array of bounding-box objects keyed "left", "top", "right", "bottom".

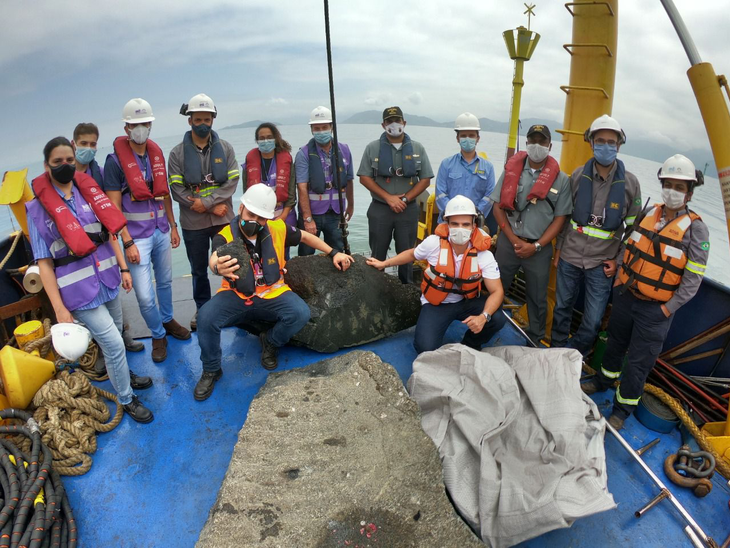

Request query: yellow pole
[{"left": 506, "top": 59, "right": 525, "bottom": 158}]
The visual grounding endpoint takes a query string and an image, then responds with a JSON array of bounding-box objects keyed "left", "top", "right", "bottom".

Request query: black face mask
[
  {"left": 50, "top": 163, "right": 76, "bottom": 184},
  {"left": 241, "top": 219, "right": 262, "bottom": 238},
  {"left": 192, "top": 123, "right": 212, "bottom": 139}
]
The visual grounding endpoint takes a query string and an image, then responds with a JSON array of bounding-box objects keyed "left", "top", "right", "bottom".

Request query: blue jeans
[
  {"left": 182, "top": 224, "right": 226, "bottom": 310},
  {"left": 197, "top": 289, "right": 311, "bottom": 372},
  {"left": 551, "top": 258, "right": 614, "bottom": 355},
  {"left": 298, "top": 211, "right": 344, "bottom": 256},
  {"left": 72, "top": 293, "right": 133, "bottom": 405},
  {"left": 413, "top": 295, "right": 507, "bottom": 354},
  {"left": 129, "top": 228, "right": 173, "bottom": 339}
]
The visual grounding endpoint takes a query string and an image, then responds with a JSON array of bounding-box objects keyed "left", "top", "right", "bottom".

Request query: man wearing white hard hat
[
  {"left": 296, "top": 106, "right": 354, "bottom": 256},
  {"left": 104, "top": 98, "right": 190, "bottom": 365},
  {"left": 582, "top": 155, "right": 709, "bottom": 429},
  {"left": 551, "top": 114, "right": 641, "bottom": 355},
  {"left": 168, "top": 93, "right": 240, "bottom": 331},
  {"left": 435, "top": 112, "right": 495, "bottom": 223},
  {"left": 194, "top": 184, "right": 354, "bottom": 401},
  {"left": 368, "top": 195, "right": 506, "bottom": 353}
]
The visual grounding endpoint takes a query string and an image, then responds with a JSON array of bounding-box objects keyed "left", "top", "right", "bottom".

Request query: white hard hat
[
  {"left": 51, "top": 323, "right": 91, "bottom": 362},
  {"left": 454, "top": 112, "right": 481, "bottom": 131},
  {"left": 185, "top": 93, "right": 217, "bottom": 116},
  {"left": 122, "top": 98, "right": 155, "bottom": 124},
  {"left": 309, "top": 106, "right": 333, "bottom": 125},
  {"left": 658, "top": 154, "right": 697, "bottom": 182},
  {"left": 240, "top": 184, "right": 277, "bottom": 219},
  {"left": 443, "top": 195, "right": 477, "bottom": 218},
  {"left": 585, "top": 114, "right": 626, "bottom": 144}
]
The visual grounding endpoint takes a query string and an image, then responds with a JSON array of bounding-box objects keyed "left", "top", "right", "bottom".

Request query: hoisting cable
[{"left": 322, "top": 0, "right": 350, "bottom": 255}]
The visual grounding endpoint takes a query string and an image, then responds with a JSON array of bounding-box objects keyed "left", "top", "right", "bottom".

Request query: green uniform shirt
[{"left": 357, "top": 136, "right": 434, "bottom": 202}]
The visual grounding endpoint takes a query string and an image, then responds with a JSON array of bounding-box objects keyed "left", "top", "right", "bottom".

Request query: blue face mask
[
  {"left": 192, "top": 123, "right": 211, "bottom": 139},
  {"left": 459, "top": 137, "right": 477, "bottom": 152},
  {"left": 313, "top": 131, "right": 332, "bottom": 145},
  {"left": 257, "top": 139, "right": 276, "bottom": 154},
  {"left": 75, "top": 147, "right": 96, "bottom": 165},
  {"left": 593, "top": 143, "right": 618, "bottom": 166}
]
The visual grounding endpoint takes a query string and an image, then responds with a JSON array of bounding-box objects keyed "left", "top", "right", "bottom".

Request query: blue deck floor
[{"left": 63, "top": 320, "right": 730, "bottom": 548}]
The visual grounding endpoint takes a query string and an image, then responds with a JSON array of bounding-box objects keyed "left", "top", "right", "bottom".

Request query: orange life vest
[
  {"left": 420, "top": 223, "right": 491, "bottom": 305},
  {"left": 617, "top": 204, "right": 700, "bottom": 302}
]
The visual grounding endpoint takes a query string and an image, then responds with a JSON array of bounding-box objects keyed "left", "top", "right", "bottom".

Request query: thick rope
[{"left": 0, "top": 230, "right": 22, "bottom": 270}]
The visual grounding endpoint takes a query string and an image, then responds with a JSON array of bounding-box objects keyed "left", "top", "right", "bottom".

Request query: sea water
[{"left": 2, "top": 124, "right": 728, "bottom": 286}]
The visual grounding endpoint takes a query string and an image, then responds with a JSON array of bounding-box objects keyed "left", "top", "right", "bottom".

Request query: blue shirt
[
  {"left": 102, "top": 152, "right": 148, "bottom": 192},
  {"left": 435, "top": 152, "right": 495, "bottom": 222},
  {"left": 27, "top": 184, "right": 119, "bottom": 311},
  {"left": 294, "top": 143, "right": 354, "bottom": 185}
]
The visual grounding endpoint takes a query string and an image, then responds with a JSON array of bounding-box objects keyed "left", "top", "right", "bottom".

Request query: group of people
[{"left": 24, "top": 95, "right": 710, "bottom": 430}]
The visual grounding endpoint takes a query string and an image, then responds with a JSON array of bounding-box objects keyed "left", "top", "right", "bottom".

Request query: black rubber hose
[
  {"left": 28, "top": 501, "right": 47, "bottom": 548},
  {"left": 0, "top": 449, "right": 20, "bottom": 530}
]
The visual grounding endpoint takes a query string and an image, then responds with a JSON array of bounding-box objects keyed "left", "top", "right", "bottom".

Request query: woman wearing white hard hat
[{"left": 25, "top": 137, "right": 154, "bottom": 423}]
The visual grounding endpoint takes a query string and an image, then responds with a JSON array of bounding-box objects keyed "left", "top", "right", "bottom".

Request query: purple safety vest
[
  {"left": 26, "top": 186, "right": 121, "bottom": 312},
  {"left": 110, "top": 153, "right": 169, "bottom": 240},
  {"left": 299, "top": 143, "right": 350, "bottom": 216}
]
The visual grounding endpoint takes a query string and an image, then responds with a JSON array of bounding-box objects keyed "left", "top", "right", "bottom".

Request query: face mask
[
  {"left": 449, "top": 227, "right": 472, "bottom": 246},
  {"left": 240, "top": 219, "right": 262, "bottom": 238},
  {"left": 75, "top": 147, "right": 96, "bottom": 165},
  {"left": 385, "top": 122, "right": 404, "bottom": 137},
  {"left": 662, "top": 188, "right": 687, "bottom": 210},
  {"left": 459, "top": 137, "right": 477, "bottom": 152},
  {"left": 257, "top": 139, "right": 276, "bottom": 154},
  {"left": 526, "top": 143, "right": 549, "bottom": 164},
  {"left": 192, "top": 123, "right": 211, "bottom": 139},
  {"left": 50, "top": 163, "right": 76, "bottom": 184},
  {"left": 593, "top": 142, "right": 617, "bottom": 166},
  {"left": 130, "top": 125, "right": 150, "bottom": 145},
  {"left": 313, "top": 131, "right": 332, "bottom": 145}
]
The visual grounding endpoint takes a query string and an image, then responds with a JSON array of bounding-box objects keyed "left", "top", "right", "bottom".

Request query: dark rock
[
  {"left": 196, "top": 351, "right": 482, "bottom": 548},
  {"left": 216, "top": 238, "right": 250, "bottom": 282},
  {"left": 241, "top": 254, "right": 421, "bottom": 352}
]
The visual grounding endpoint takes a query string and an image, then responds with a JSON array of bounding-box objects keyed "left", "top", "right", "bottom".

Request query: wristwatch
[
  {"left": 482, "top": 311, "right": 492, "bottom": 322},
  {"left": 304, "top": 216, "right": 313, "bottom": 223},
  {"left": 534, "top": 242, "right": 542, "bottom": 252},
  {"left": 400, "top": 196, "right": 408, "bottom": 204}
]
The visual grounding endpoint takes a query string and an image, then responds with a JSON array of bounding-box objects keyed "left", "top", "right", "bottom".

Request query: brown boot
[
  {"left": 163, "top": 318, "right": 191, "bottom": 340},
  {"left": 152, "top": 337, "right": 168, "bottom": 363}
]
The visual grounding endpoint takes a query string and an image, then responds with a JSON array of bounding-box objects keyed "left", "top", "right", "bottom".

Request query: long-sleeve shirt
[
  {"left": 436, "top": 152, "right": 495, "bottom": 221},
  {"left": 557, "top": 161, "right": 642, "bottom": 269},
  {"left": 168, "top": 139, "right": 239, "bottom": 231}
]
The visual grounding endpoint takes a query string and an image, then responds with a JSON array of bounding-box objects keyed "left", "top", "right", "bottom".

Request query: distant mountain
[{"left": 220, "top": 120, "right": 280, "bottom": 130}]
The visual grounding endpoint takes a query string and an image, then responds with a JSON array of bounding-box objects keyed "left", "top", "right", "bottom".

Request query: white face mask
[
  {"left": 449, "top": 227, "right": 472, "bottom": 246},
  {"left": 662, "top": 188, "right": 687, "bottom": 210},
  {"left": 526, "top": 143, "right": 549, "bottom": 164},
  {"left": 385, "top": 122, "right": 404, "bottom": 137},
  {"left": 130, "top": 125, "right": 150, "bottom": 145}
]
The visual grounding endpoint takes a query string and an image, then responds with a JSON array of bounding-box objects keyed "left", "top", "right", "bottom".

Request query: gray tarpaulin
[{"left": 408, "top": 344, "right": 615, "bottom": 547}]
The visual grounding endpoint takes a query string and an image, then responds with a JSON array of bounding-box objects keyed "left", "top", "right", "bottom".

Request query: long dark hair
[
  {"left": 43, "top": 136, "right": 73, "bottom": 162},
  {"left": 254, "top": 122, "right": 291, "bottom": 153}
]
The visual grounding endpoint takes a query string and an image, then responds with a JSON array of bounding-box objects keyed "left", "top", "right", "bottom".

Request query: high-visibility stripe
[
  {"left": 676, "top": 216, "right": 692, "bottom": 231},
  {"left": 85, "top": 222, "right": 102, "bottom": 232},
  {"left": 624, "top": 215, "right": 636, "bottom": 225},
  {"left": 308, "top": 193, "right": 333, "bottom": 201},
  {"left": 169, "top": 175, "right": 184, "bottom": 185},
  {"left": 57, "top": 265, "right": 95, "bottom": 288},
  {"left": 601, "top": 367, "right": 621, "bottom": 379},
  {"left": 227, "top": 169, "right": 239, "bottom": 177},
  {"left": 97, "top": 256, "right": 118, "bottom": 272},
  {"left": 570, "top": 220, "right": 615, "bottom": 240},
  {"left": 198, "top": 187, "right": 220, "bottom": 197},
  {"left": 50, "top": 238, "right": 66, "bottom": 255},
  {"left": 615, "top": 386, "right": 641, "bottom": 406},
  {"left": 256, "top": 280, "right": 287, "bottom": 298},
  {"left": 124, "top": 209, "right": 165, "bottom": 221},
  {"left": 685, "top": 259, "right": 706, "bottom": 275}
]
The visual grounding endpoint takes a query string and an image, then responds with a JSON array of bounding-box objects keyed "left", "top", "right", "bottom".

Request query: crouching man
[
  {"left": 367, "top": 195, "right": 506, "bottom": 353},
  {"left": 195, "top": 185, "right": 354, "bottom": 400}
]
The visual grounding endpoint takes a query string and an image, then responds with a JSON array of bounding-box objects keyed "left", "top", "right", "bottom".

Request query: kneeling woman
[{"left": 25, "top": 137, "right": 154, "bottom": 423}]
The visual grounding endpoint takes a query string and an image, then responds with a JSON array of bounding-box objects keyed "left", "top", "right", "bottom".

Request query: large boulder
[
  {"left": 196, "top": 351, "right": 482, "bottom": 548},
  {"left": 242, "top": 254, "right": 421, "bottom": 352}
]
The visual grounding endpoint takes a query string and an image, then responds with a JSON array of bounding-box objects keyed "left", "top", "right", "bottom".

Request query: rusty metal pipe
[
  {"left": 635, "top": 488, "right": 670, "bottom": 518},
  {"left": 636, "top": 438, "right": 660, "bottom": 456}
]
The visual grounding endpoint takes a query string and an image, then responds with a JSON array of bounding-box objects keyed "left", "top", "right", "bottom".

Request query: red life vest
[
  {"left": 420, "top": 223, "right": 492, "bottom": 305},
  {"left": 31, "top": 171, "right": 127, "bottom": 257},
  {"left": 245, "top": 148, "right": 291, "bottom": 204},
  {"left": 113, "top": 136, "right": 169, "bottom": 201},
  {"left": 499, "top": 151, "right": 560, "bottom": 211}
]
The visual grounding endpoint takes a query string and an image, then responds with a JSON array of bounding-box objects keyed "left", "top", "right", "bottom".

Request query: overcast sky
[{"left": 1, "top": 0, "right": 726, "bottom": 167}]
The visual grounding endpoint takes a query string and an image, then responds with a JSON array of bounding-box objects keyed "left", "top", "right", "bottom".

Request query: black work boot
[
  {"left": 194, "top": 369, "right": 223, "bottom": 401},
  {"left": 581, "top": 379, "right": 602, "bottom": 395},
  {"left": 190, "top": 311, "right": 198, "bottom": 332},
  {"left": 129, "top": 371, "right": 153, "bottom": 390},
  {"left": 259, "top": 331, "right": 278, "bottom": 371},
  {"left": 123, "top": 396, "right": 154, "bottom": 423},
  {"left": 123, "top": 325, "right": 144, "bottom": 352}
]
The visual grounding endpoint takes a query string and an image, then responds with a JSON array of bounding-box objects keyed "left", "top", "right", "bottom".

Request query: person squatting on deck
[
  {"left": 551, "top": 115, "right": 642, "bottom": 355},
  {"left": 296, "top": 106, "right": 354, "bottom": 256},
  {"left": 103, "top": 98, "right": 191, "bottom": 364},
  {"left": 194, "top": 185, "right": 354, "bottom": 401},
  {"left": 358, "top": 106, "right": 434, "bottom": 284},
  {"left": 367, "top": 195, "right": 506, "bottom": 354},
  {"left": 435, "top": 112, "right": 496, "bottom": 224},
  {"left": 26, "top": 137, "right": 154, "bottom": 423},
  {"left": 168, "top": 94, "right": 240, "bottom": 331},
  {"left": 582, "top": 155, "right": 710, "bottom": 429},
  {"left": 491, "top": 124, "right": 573, "bottom": 346}
]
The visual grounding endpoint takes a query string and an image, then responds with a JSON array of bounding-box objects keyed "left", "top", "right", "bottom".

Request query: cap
[
  {"left": 382, "top": 106, "right": 404, "bottom": 121},
  {"left": 526, "top": 124, "right": 551, "bottom": 141}
]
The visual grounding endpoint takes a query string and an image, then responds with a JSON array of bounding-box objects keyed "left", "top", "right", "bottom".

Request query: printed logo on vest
[
  {"left": 700, "top": 241, "right": 710, "bottom": 250},
  {"left": 90, "top": 187, "right": 98, "bottom": 193},
  {"left": 267, "top": 258, "right": 276, "bottom": 265},
  {"left": 634, "top": 198, "right": 642, "bottom": 205},
  {"left": 609, "top": 202, "right": 620, "bottom": 210},
  {"left": 214, "top": 158, "right": 223, "bottom": 163}
]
